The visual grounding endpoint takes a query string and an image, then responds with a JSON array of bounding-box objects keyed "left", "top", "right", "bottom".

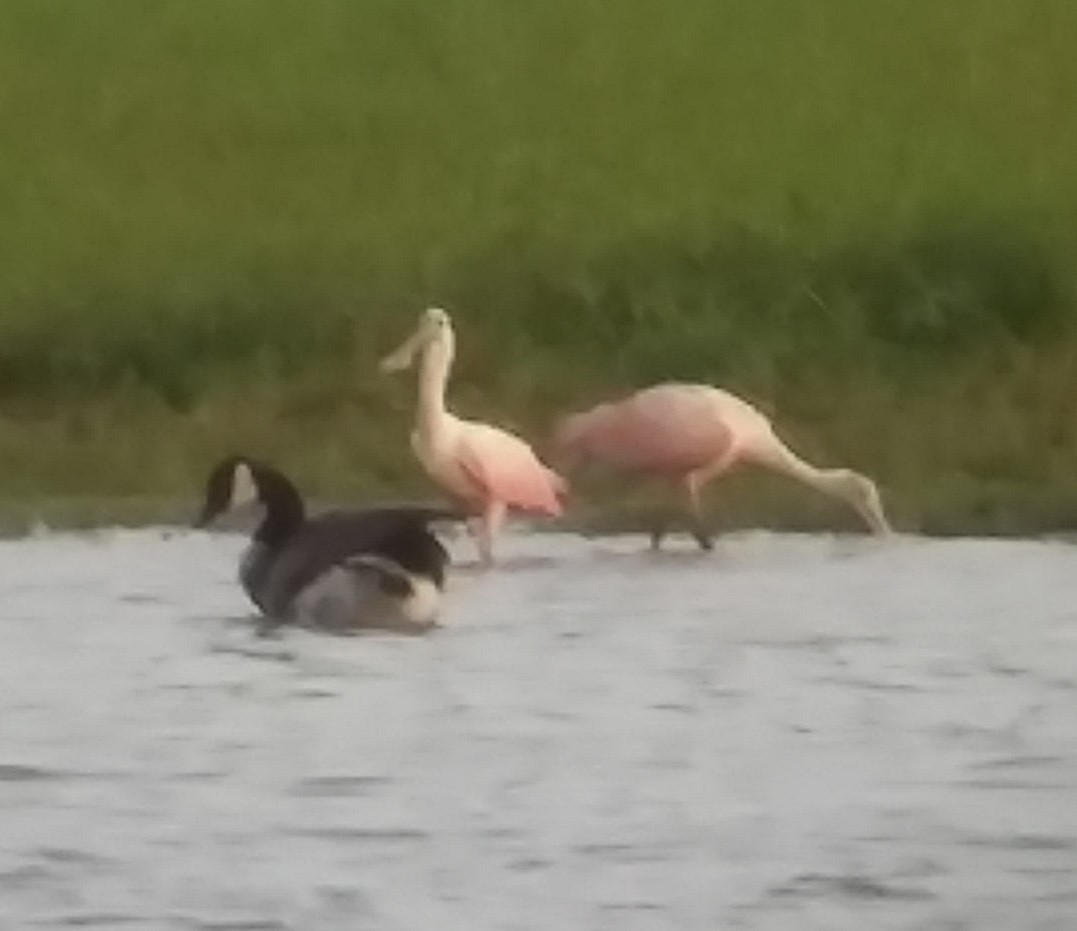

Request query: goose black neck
[{"left": 250, "top": 463, "right": 306, "bottom": 547}]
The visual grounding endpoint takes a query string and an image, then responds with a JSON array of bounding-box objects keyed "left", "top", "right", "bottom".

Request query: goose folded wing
[{"left": 259, "top": 507, "right": 456, "bottom": 618}]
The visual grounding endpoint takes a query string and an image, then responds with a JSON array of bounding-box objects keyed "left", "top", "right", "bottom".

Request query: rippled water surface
[{"left": 1, "top": 528, "right": 1076, "bottom": 930}]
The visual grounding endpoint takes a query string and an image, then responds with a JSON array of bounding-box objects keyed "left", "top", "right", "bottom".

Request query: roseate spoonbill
[
  {"left": 553, "top": 383, "right": 891, "bottom": 549},
  {"left": 379, "top": 307, "right": 567, "bottom": 565},
  {"left": 196, "top": 456, "right": 462, "bottom": 632}
]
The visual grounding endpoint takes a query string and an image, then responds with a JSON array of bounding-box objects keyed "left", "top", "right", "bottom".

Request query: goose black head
[
  {"left": 195, "top": 456, "right": 261, "bottom": 528},
  {"left": 196, "top": 456, "right": 307, "bottom": 545}
]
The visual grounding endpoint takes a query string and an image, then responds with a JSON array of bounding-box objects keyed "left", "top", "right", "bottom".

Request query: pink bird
[
  {"left": 554, "top": 383, "right": 891, "bottom": 549},
  {"left": 380, "top": 307, "right": 567, "bottom": 565}
]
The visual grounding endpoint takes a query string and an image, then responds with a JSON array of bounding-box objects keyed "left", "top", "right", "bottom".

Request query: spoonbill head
[
  {"left": 813, "top": 468, "right": 890, "bottom": 536},
  {"left": 380, "top": 307, "right": 453, "bottom": 374}
]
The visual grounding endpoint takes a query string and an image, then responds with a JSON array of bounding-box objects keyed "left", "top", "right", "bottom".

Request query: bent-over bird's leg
[
  {"left": 477, "top": 499, "right": 506, "bottom": 567},
  {"left": 682, "top": 472, "right": 714, "bottom": 551},
  {"left": 457, "top": 494, "right": 483, "bottom": 555},
  {"left": 680, "top": 449, "right": 739, "bottom": 551},
  {"left": 649, "top": 480, "right": 678, "bottom": 550},
  {"left": 649, "top": 514, "right": 670, "bottom": 550}
]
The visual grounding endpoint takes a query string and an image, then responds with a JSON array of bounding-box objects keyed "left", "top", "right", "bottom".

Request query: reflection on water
[{"left": 0, "top": 528, "right": 1075, "bottom": 929}]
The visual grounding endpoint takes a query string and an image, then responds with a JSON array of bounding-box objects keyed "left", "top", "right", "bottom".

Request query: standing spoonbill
[
  {"left": 553, "top": 383, "right": 891, "bottom": 549},
  {"left": 380, "top": 307, "right": 567, "bottom": 565}
]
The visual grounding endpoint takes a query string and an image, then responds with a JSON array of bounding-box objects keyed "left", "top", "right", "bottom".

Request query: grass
[{"left": 0, "top": 0, "right": 1076, "bottom": 533}]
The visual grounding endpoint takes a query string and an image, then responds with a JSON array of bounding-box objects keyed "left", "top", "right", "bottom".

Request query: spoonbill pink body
[
  {"left": 381, "top": 308, "right": 566, "bottom": 565},
  {"left": 554, "top": 383, "right": 891, "bottom": 549}
]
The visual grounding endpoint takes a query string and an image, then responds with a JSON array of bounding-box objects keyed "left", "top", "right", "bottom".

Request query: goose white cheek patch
[{"left": 229, "top": 462, "right": 259, "bottom": 511}]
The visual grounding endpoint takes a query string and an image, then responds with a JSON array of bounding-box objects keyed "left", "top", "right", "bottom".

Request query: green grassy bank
[{"left": 1, "top": 0, "right": 1076, "bottom": 534}]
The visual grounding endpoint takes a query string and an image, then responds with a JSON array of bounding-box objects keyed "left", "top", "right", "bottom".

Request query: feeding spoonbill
[
  {"left": 553, "top": 383, "right": 891, "bottom": 549},
  {"left": 380, "top": 307, "right": 567, "bottom": 565}
]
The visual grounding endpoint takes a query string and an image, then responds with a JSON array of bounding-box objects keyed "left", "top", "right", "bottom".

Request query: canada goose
[{"left": 195, "top": 456, "right": 461, "bottom": 633}]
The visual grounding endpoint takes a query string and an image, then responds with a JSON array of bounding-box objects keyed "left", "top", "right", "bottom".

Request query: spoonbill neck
[{"left": 415, "top": 329, "right": 454, "bottom": 440}]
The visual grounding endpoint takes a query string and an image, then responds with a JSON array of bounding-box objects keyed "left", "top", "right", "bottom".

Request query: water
[{"left": 0, "top": 528, "right": 1075, "bottom": 930}]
